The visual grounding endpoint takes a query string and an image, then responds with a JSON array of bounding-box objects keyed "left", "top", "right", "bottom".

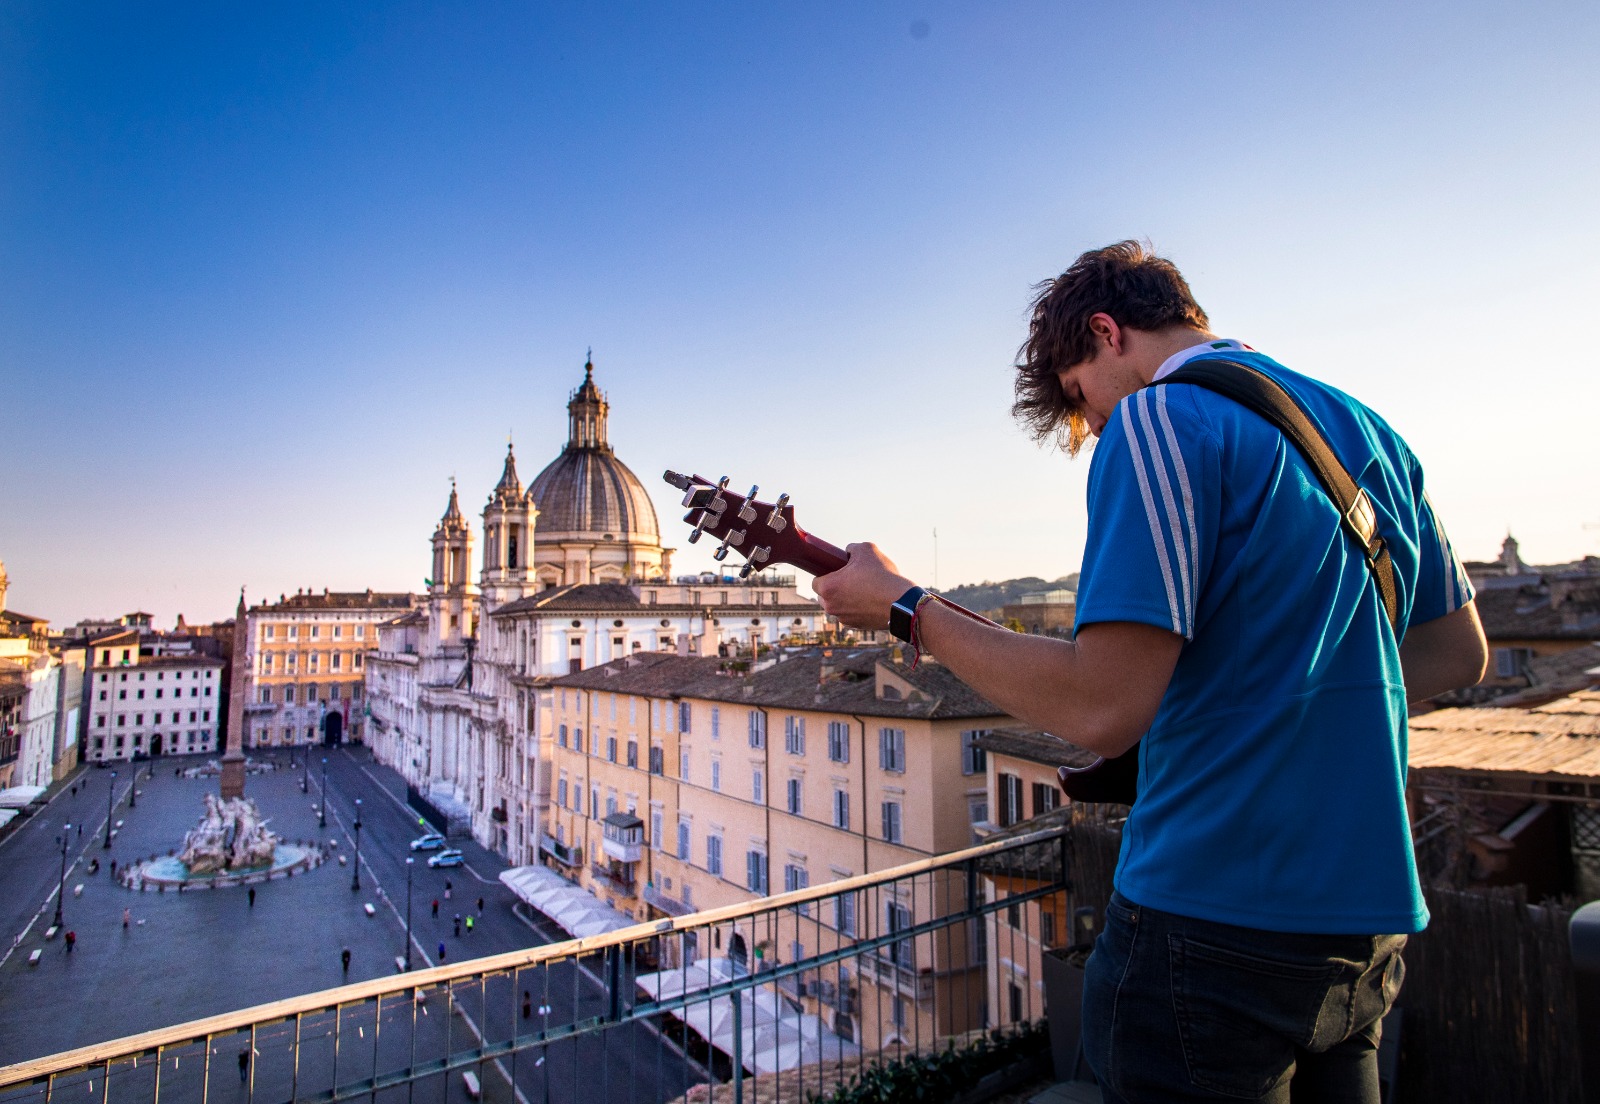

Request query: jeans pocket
[{"left": 1169, "top": 934, "right": 1340, "bottom": 1099}]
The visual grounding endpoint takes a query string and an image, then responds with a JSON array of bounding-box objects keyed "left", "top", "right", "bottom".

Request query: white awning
[
  {"left": 498, "top": 865, "right": 635, "bottom": 939},
  {"left": 634, "top": 958, "right": 859, "bottom": 1075},
  {"left": 0, "top": 809, "right": 18, "bottom": 830},
  {"left": 0, "top": 786, "right": 47, "bottom": 809}
]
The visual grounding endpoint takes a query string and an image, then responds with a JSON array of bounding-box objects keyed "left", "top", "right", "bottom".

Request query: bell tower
[
  {"left": 481, "top": 443, "right": 540, "bottom": 608},
  {"left": 429, "top": 482, "right": 477, "bottom": 651}
]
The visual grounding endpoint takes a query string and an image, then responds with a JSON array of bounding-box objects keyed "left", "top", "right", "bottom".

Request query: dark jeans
[{"left": 1082, "top": 891, "right": 1405, "bottom": 1103}]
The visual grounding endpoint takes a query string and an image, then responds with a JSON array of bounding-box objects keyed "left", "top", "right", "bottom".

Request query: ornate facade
[{"left": 367, "top": 360, "right": 826, "bottom": 865}]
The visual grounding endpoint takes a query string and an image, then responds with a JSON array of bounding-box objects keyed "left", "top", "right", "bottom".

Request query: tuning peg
[
  {"left": 707, "top": 476, "right": 731, "bottom": 516},
  {"left": 712, "top": 528, "right": 746, "bottom": 561},
  {"left": 738, "top": 485, "right": 759, "bottom": 524},
  {"left": 766, "top": 493, "right": 790, "bottom": 532},
  {"left": 683, "top": 509, "right": 713, "bottom": 544},
  {"left": 663, "top": 471, "right": 692, "bottom": 491},
  {"left": 737, "top": 546, "right": 772, "bottom": 578}
]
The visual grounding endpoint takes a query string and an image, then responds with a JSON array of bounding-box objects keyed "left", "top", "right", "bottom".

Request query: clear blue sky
[{"left": 3, "top": 2, "right": 1597, "bottom": 626}]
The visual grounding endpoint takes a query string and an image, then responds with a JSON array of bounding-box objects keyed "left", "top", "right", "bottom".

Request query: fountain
[{"left": 126, "top": 794, "right": 326, "bottom": 889}]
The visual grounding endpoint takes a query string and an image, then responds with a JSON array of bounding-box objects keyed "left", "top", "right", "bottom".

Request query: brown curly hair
[{"left": 1012, "top": 240, "right": 1209, "bottom": 455}]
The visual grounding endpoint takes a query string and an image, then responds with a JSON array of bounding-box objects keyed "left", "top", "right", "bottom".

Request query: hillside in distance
[{"left": 936, "top": 573, "right": 1078, "bottom": 616}]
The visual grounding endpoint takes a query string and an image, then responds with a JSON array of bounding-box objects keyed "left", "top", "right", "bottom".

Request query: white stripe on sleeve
[
  {"left": 1153, "top": 387, "right": 1202, "bottom": 635},
  {"left": 1120, "top": 399, "right": 1183, "bottom": 635},
  {"left": 1136, "top": 390, "right": 1193, "bottom": 636}
]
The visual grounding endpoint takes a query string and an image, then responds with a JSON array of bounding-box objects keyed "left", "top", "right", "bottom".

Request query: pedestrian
[
  {"left": 341, "top": 947, "right": 352, "bottom": 976},
  {"left": 77, "top": 824, "right": 82, "bottom": 838},
  {"left": 109, "top": 859, "right": 117, "bottom": 877},
  {"left": 122, "top": 908, "right": 131, "bottom": 929},
  {"left": 431, "top": 898, "right": 439, "bottom": 919},
  {"left": 437, "top": 941, "right": 446, "bottom": 963},
  {"left": 521, "top": 991, "right": 531, "bottom": 1019},
  {"left": 248, "top": 886, "right": 256, "bottom": 908},
  {"left": 476, "top": 896, "right": 484, "bottom": 916},
  {"left": 453, "top": 914, "right": 460, "bottom": 938},
  {"left": 70, "top": 784, "right": 76, "bottom": 796},
  {"left": 65, "top": 931, "right": 76, "bottom": 953},
  {"left": 465, "top": 915, "right": 473, "bottom": 935},
  {"left": 237, "top": 1049, "right": 249, "bottom": 1083},
  {"left": 444, "top": 879, "right": 452, "bottom": 901}
]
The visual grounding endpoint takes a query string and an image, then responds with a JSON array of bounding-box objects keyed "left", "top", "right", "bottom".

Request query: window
[
  {"left": 678, "top": 702, "right": 692, "bottom": 733},
  {"left": 878, "top": 728, "right": 906, "bottom": 773},
  {"left": 834, "top": 890, "right": 857, "bottom": 936},
  {"left": 629, "top": 697, "right": 637, "bottom": 724},
  {"left": 707, "top": 834, "right": 723, "bottom": 876},
  {"left": 310, "top": 625, "right": 320, "bottom": 640},
  {"left": 309, "top": 653, "right": 320, "bottom": 673},
  {"left": 711, "top": 761, "right": 722, "bottom": 792},
  {"left": 258, "top": 686, "right": 272, "bottom": 703},
  {"left": 333, "top": 624, "right": 343, "bottom": 639},
  {"left": 827, "top": 721, "right": 850, "bottom": 763},
  {"left": 649, "top": 746, "right": 664, "bottom": 774},
  {"left": 786, "top": 778, "right": 802, "bottom": 815},
  {"left": 607, "top": 736, "right": 617, "bottom": 763},
  {"left": 998, "top": 773, "right": 1024, "bottom": 828},
  {"left": 626, "top": 740, "right": 638, "bottom": 768},
  {"left": 677, "top": 819, "right": 691, "bottom": 860},
  {"left": 832, "top": 789, "right": 850, "bottom": 830},
  {"left": 556, "top": 777, "right": 568, "bottom": 807},
  {"left": 332, "top": 653, "right": 342, "bottom": 671},
  {"left": 354, "top": 653, "right": 363, "bottom": 670},
  {"left": 886, "top": 902, "right": 914, "bottom": 967},
  {"left": 785, "top": 716, "right": 806, "bottom": 755},
  {"left": 558, "top": 724, "right": 568, "bottom": 748},
  {"left": 745, "top": 850, "right": 769, "bottom": 894},
  {"left": 711, "top": 706, "right": 720, "bottom": 740},
  {"left": 590, "top": 785, "right": 599, "bottom": 820},
  {"left": 284, "top": 686, "right": 296, "bottom": 703},
  {"left": 680, "top": 749, "right": 691, "bottom": 781},
  {"left": 784, "top": 864, "right": 810, "bottom": 915},
  {"left": 574, "top": 728, "right": 583, "bottom": 753},
  {"left": 881, "top": 801, "right": 902, "bottom": 844},
  {"left": 1032, "top": 781, "right": 1059, "bottom": 818},
  {"left": 1494, "top": 647, "right": 1534, "bottom": 679},
  {"left": 747, "top": 710, "right": 766, "bottom": 749},
  {"left": 752, "top": 769, "right": 763, "bottom": 803},
  {"left": 605, "top": 793, "right": 617, "bottom": 817},
  {"left": 651, "top": 810, "right": 663, "bottom": 851},
  {"left": 961, "top": 730, "right": 988, "bottom": 775}
]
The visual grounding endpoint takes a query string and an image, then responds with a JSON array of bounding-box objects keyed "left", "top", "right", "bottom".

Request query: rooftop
[
  {"left": 251, "top": 590, "right": 416, "bottom": 613},
  {"left": 552, "top": 647, "right": 1004, "bottom": 721},
  {"left": 1408, "top": 689, "right": 1600, "bottom": 780},
  {"left": 975, "top": 727, "right": 1099, "bottom": 770}
]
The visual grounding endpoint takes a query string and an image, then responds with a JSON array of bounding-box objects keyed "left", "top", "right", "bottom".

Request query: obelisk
[{"left": 220, "top": 588, "right": 249, "bottom": 799}]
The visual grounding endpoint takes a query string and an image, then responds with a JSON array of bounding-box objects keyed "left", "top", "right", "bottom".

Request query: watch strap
[{"left": 888, "top": 586, "right": 928, "bottom": 643}]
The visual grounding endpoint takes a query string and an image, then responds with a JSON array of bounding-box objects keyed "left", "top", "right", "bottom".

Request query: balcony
[
  {"left": 589, "top": 862, "right": 636, "bottom": 898},
  {"left": 2, "top": 806, "right": 1588, "bottom": 1103},
  {"left": 537, "top": 831, "right": 578, "bottom": 866},
  {"left": 642, "top": 881, "right": 695, "bottom": 917},
  {"left": 600, "top": 811, "right": 644, "bottom": 863}
]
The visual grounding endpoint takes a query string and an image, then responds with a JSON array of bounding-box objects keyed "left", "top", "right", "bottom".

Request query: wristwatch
[{"left": 888, "top": 586, "right": 929, "bottom": 643}]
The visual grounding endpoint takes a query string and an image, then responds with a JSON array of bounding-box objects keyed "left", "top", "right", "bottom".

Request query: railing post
[
  {"left": 607, "top": 947, "right": 622, "bottom": 1022},
  {"left": 731, "top": 991, "right": 743, "bottom": 1104},
  {"left": 1572, "top": 900, "right": 1600, "bottom": 1103}
]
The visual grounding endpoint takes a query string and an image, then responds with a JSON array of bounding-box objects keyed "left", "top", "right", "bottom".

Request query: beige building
[
  {"left": 544, "top": 647, "right": 1011, "bottom": 1050},
  {"left": 84, "top": 628, "right": 224, "bottom": 762},
  {"left": 244, "top": 590, "right": 415, "bottom": 748}
]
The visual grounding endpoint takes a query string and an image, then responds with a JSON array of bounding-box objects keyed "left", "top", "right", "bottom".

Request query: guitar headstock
[{"left": 662, "top": 471, "right": 848, "bottom": 579}]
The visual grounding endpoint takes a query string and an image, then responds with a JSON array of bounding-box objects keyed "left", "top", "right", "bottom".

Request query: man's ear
[{"left": 1086, "top": 312, "right": 1124, "bottom": 356}]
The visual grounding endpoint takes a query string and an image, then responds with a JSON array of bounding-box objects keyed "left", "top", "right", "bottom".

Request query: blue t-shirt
[{"left": 1075, "top": 348, "right": 1472, "bottom": 934}]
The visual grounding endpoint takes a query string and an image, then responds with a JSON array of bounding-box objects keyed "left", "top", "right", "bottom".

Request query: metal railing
[{"left": 0, "top": 826, "right": 1072, "bottom": 1104}]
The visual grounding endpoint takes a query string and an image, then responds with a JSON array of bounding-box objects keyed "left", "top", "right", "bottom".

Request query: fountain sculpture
[{"left": 179, "top": 793, "right": 279, "bottom": 874}]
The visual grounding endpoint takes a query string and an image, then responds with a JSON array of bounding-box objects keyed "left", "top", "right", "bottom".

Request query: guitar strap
[{"left": 1152, "top": 359, "right": 1401, "bottom": 633}]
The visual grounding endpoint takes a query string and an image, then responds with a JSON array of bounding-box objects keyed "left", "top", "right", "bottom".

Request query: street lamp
[
  {"left": 128, "top": 766, "right": 137, "bottom": 808},
  {"left": 103, "top": 771, "right": 117, "bottom": 849},
  {"left": 54, "top": 824, "right": 72, "bottom": 927},
  {"left": 403, "top": 857, "right": 415, "bottom": 970},
  {"left": 301, "top": 746, "right": 309, "bottom": 793},
  {"left": 319, "top": 757, "right": 328, "bottom": 828},
  {"left": 350, "top": 798, "right": 363, "bottom": 892}
]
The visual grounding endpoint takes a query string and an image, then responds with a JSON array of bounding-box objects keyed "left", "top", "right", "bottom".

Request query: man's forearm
[{"left": 914, "top": 601, "right": 1180, "bottom": 758}]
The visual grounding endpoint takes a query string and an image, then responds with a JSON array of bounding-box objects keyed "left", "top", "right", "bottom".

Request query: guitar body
[
  {"left": 664, "top": 469, "right": 1139, "bottom": 806},
  {"left": 1057, "top": 744, "right": 1138, "bottom": 805}
]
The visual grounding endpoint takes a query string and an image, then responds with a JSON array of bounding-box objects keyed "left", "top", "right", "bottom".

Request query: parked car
[
  {"left": 409, "top": 832, "right": 446, "bottom": 852},
  {"left": 428, "top": 848, "right": 465, "bottom": 869}
]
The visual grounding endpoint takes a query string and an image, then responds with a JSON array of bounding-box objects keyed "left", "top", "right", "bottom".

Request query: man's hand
[{"left": 812, "top": 543, "right": 915, "bottom": 631}]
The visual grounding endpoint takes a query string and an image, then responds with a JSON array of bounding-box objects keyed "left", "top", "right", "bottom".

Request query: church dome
[{"left": 528, "top": 360, "right": 661, "bottom": 541}]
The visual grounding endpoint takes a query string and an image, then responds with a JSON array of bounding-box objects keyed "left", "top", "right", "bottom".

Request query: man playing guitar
[{"left": 810, "top": 242, "right": 1488, "bottom": 1102}]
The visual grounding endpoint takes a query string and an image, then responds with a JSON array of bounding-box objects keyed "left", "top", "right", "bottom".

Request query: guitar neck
[{"left": 786, "top": 528, "right": 849, "bottom": 577}]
